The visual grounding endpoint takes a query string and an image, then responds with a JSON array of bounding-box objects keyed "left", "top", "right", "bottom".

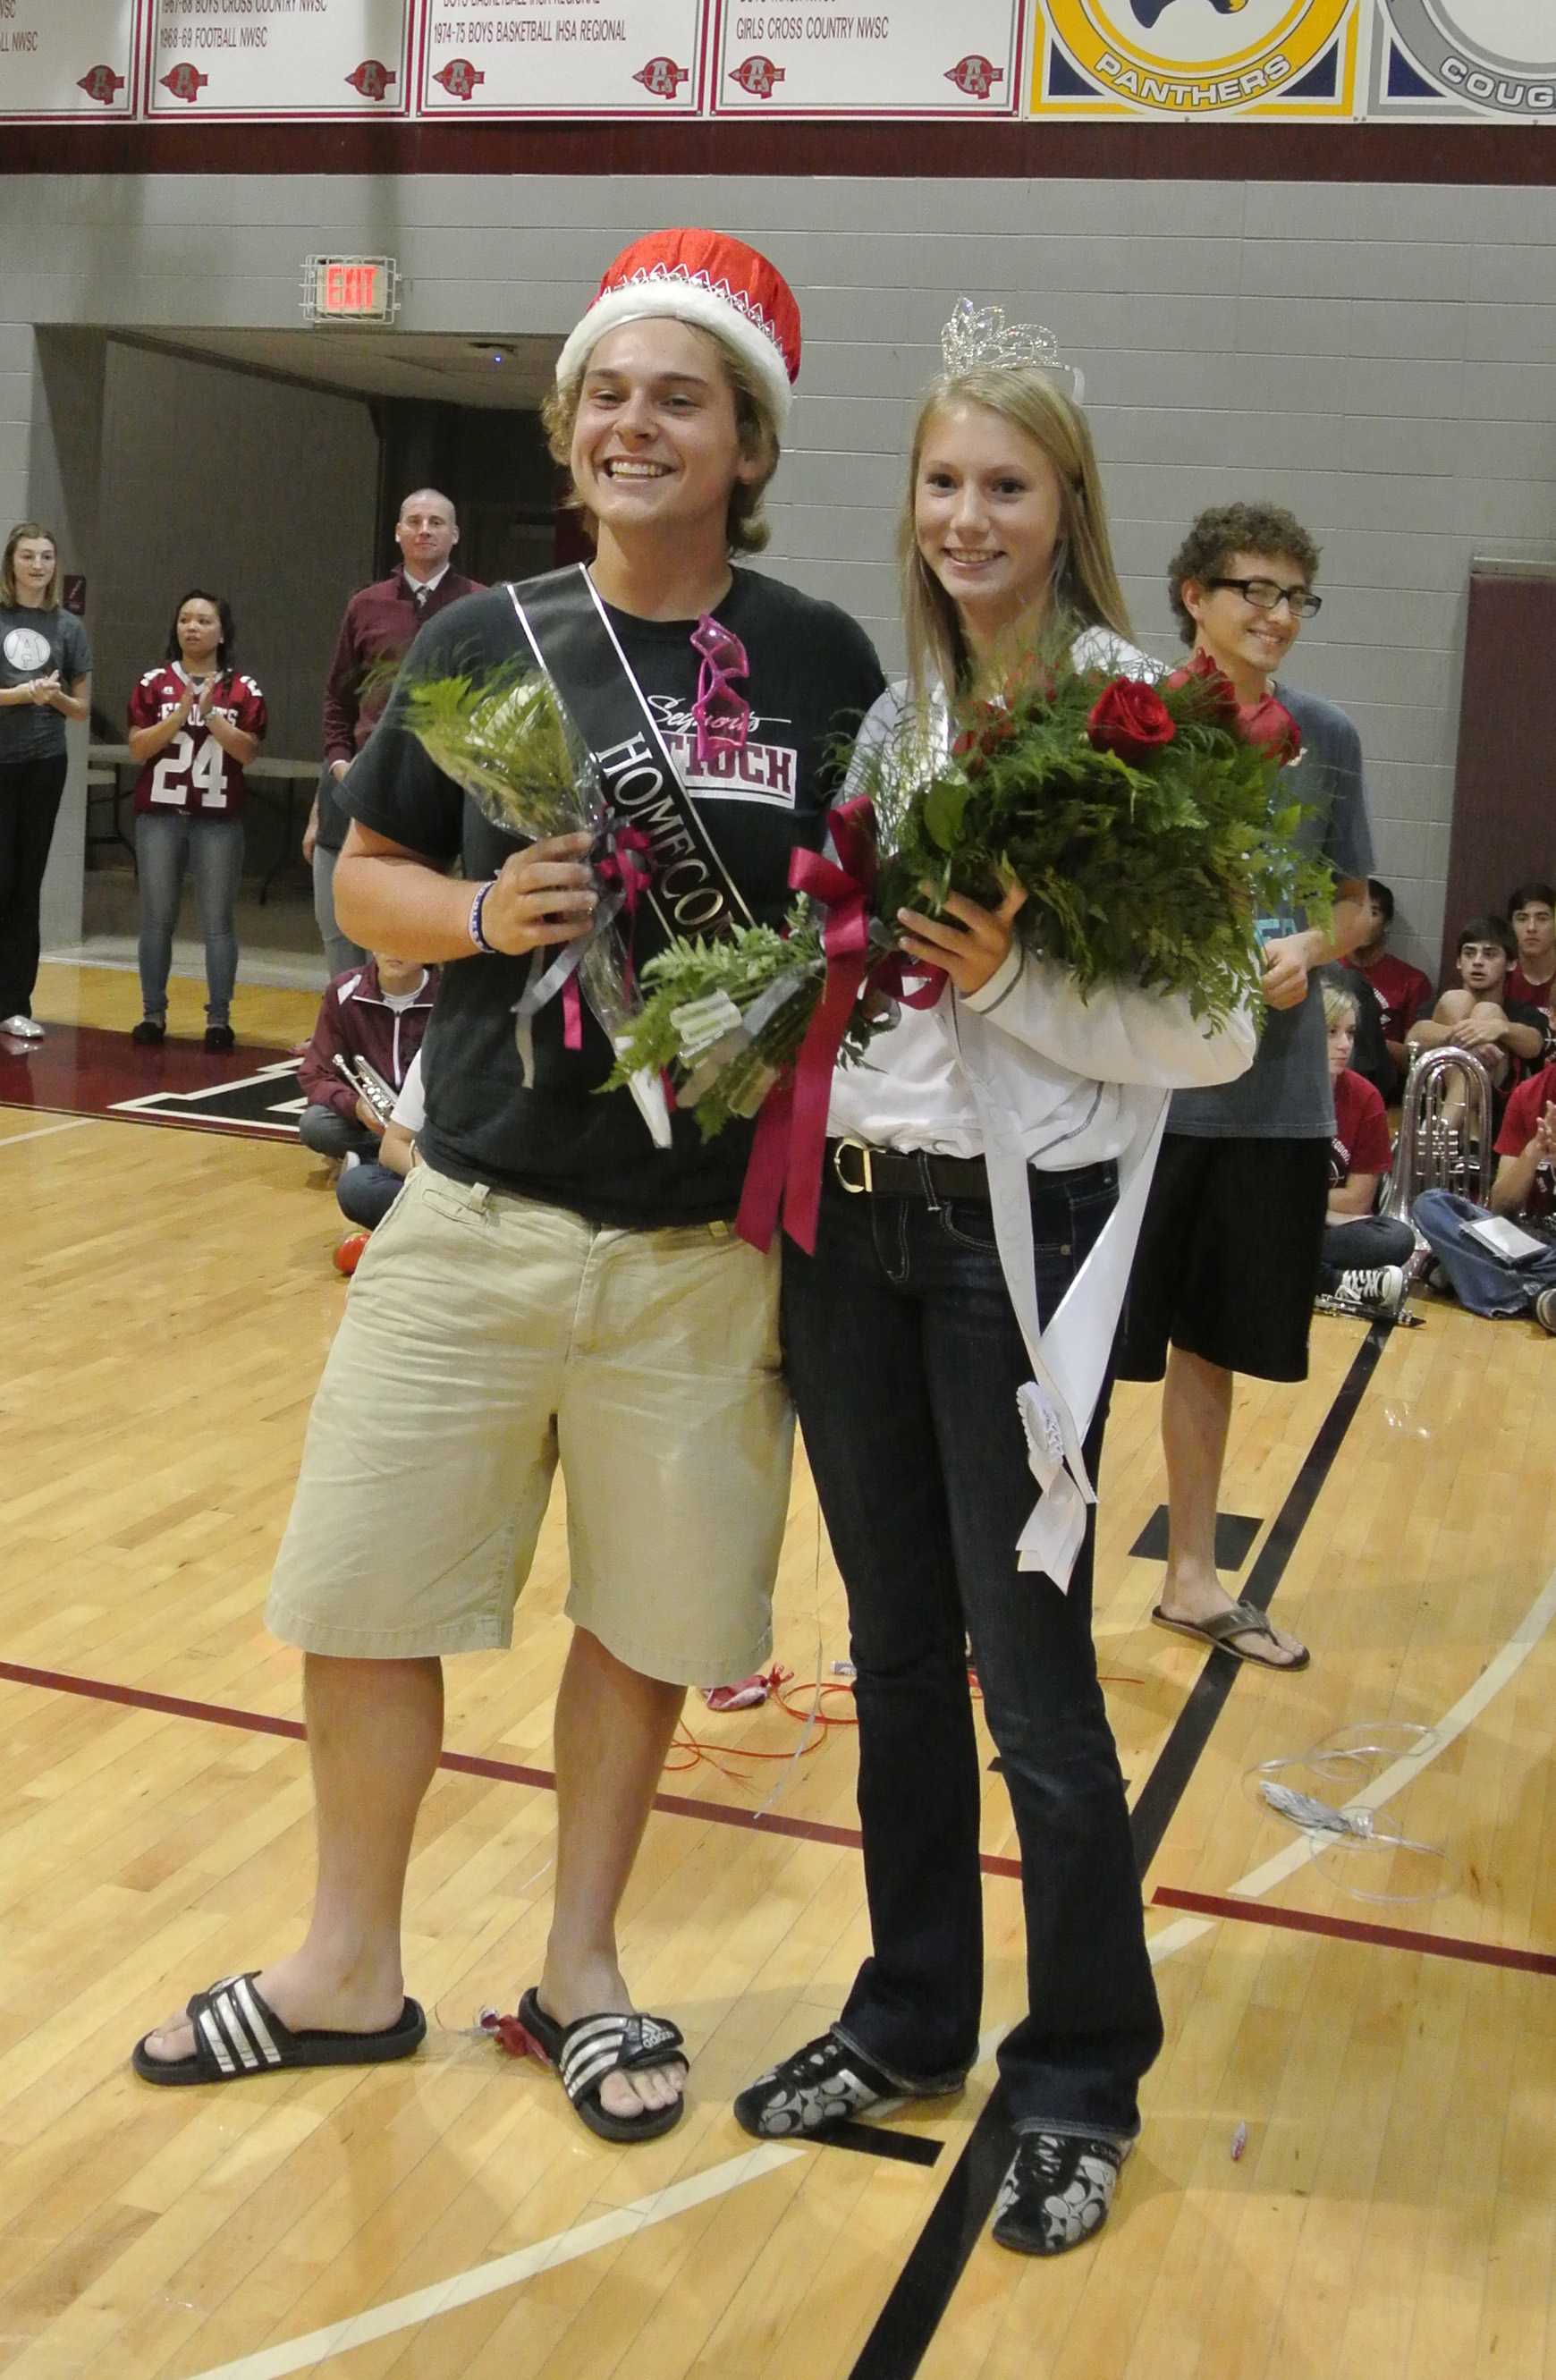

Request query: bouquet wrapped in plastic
[
  {"left": 608, "top": 647, "right": 1331, "bottom": 1241},
  {"left": 400, "top": 661, "right": 669, "bottom": 1144}
]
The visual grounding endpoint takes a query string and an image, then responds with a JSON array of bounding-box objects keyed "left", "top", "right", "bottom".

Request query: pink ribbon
[
  {"left": 689, "top": 614, "right": 750, "bottom": 770},
  {"left": 737, "top": 796, "right": 944, "bottom": 1255}
]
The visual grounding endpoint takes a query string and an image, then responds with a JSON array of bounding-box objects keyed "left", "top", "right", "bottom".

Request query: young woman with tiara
[{"left": 734, "top": 308, "right": 1256, "bottom": 2255}]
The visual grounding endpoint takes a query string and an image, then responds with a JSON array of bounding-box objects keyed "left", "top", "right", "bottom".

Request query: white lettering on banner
[
  {"left": 715, "top": 0, "right": 1014, "bottom": 111},
  {"left": 419, "top": 0, "right": 703, "bottom": 109},
  {"left": 0, "top": 0, "right": 135, "bottom": 115},
  {"left": 147, "top": 0, "right": 410, "bottom": 114}
]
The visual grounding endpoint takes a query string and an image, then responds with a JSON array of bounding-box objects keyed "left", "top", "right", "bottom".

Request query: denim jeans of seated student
[
  {"left": 1412, "top": 1188, "right": 1556, "bottom": 1317},
  {"left": 782, "top": 1160, "right": 1163, "bottom": 2141},
  {"left": 336, "top": 1159, "right": 405, "bottom": 1232},
  {"left": 136, "top": 813, "right": 243, "bottom": 1024},
  {"left": 298, "top": 1102, "right": 382, "bottom": 1164},
  {"left": 1317, "top": 1212, "right": 1416, "bottom": 1291}
]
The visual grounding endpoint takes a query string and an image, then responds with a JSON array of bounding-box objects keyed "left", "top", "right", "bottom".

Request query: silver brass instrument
[
  {"left": 1383, "top": 1044, "right": 1494, "bottom": 1235},
  {"left": 333, "top": 1051, "right": 397, "bottom": 1124}
]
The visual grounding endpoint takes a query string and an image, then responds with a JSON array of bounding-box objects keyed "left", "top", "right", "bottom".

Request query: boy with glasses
[{"left": 1119, "top": 503, "right": 1374, "bottom": 1674}]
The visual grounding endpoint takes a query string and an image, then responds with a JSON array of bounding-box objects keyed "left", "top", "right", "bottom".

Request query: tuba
[{"left": 1383, "top": 1044, "right": 1494, "bottom": 1235}]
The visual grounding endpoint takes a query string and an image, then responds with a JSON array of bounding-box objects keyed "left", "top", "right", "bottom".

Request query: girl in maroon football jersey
[{"left": 126, "top": 589, "right": 266, "bottom": 1051}]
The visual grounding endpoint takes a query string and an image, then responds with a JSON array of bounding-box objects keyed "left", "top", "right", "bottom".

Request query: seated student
[
  {"left": 1404, "top": 915, "right": 1548, "bottom": 1115},
  {"left": 296, "top": 949, "right": 437, "bottom": 1165},
  {"left": 1349, "top": 877, "right": 1433, "bottom": 1079},
  {"left": 1412, "top": 1053, "right": 1556, "bottom": 1330},
  {"left": 1507, "top": 880, "right": 1556, "bottom": 1016},
  {"left": 1315, "top": 983, "right": 1416, "bottom": 1317},
  {"left": 1321, "top": 959, "right": 1398, "bottom": 1105},
  {"left": 335, "top": 1048, "right": 422, "bottom": 1241}
]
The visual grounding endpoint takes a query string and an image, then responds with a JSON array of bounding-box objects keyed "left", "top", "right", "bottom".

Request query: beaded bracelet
[{"left": 469, "top": 880, "right": 498, "bottom": 954}]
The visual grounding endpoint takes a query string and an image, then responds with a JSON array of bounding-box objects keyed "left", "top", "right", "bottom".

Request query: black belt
[{"left": 828, "top": 1138, "right": 991, "bottom": 1201}]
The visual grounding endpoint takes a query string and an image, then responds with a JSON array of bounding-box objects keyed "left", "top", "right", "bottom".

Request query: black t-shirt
[{"left": 341, "top": 569, "right": 884, "bottom": 1227}]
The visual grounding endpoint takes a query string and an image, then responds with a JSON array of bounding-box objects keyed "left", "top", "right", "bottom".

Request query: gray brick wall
[{"left": 4, "top": 170, "right": 1556, "bottom": 974}]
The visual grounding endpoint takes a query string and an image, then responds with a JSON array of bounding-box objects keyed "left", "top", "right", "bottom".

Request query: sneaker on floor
[
  {"left": 734, "top": 2029, "right": 941, "bottom": 2139},
  {"left": 1331, "top": 1264, "right": 1405, "bottom": 1319},
  {"left": 992, "top": 2131, "right": 1130, "bottom": 2257},
  {"left": 204, "top": 1024, "right": 235, "bottom": 1054},
  {"left": 1535, "top": 1285, "right": 1556, "bottom": 1336},
  {"left": 130, "top": 1017, "right": 166, "bottom": 1046},
  {"left": 1, "top": 1013, "right": 43, "bottom": 1039}
]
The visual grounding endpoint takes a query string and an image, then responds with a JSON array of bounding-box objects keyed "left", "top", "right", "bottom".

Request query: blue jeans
[
  {"left": 782, "top": 1160, "right": 1163, "bottom": 2139},
  {"left": 337, "top": 1161, "right": 404, "bottom": 1231},
  {"left": 1317, "top": 1212, "right": 1416, "bottom": 1290},
  {"left": 1412, "top": 1189, "right": 1556, "bottom": 1317},
  {"left": 136, "top": 813, "right": 244, "bottom": 1023}
]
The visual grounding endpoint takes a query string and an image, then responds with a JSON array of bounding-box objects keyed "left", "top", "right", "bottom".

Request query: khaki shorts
[{"left": 266, "top": 1165, "right": 792, "bottom": 1684}]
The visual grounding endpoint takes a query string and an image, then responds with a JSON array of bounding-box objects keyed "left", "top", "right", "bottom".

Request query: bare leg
[
  {"left": 140, "top": 1653, "right": 443, "bottom": 2062},
  {"left": 537, "top": 1626, "right": 689, "bottom": 2121},
  {"left": 1154, "top": 1348, "right": 1307, "bottom": 1667}
]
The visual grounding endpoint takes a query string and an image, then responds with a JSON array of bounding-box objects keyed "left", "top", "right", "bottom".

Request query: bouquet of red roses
[{"left": 607, "top": 648, "right": 1326, "bottom": 1239}]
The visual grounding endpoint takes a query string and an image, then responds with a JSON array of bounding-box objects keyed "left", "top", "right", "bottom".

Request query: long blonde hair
[
  {"left": 901, "top": 368, "right": 1130, "bottom": 704},
  {"left": 1, "top": 522, "right": 60, "bottom": 610}
]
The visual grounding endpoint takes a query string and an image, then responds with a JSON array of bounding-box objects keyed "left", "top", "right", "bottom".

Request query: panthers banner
[{"left": 1030, "top": 0, "right": 1359, "bottom": 117}]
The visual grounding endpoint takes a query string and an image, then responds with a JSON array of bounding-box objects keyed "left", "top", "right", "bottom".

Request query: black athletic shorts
[{"left": 1115, "top": 1132, "right": 1332, "bottom": 1385}]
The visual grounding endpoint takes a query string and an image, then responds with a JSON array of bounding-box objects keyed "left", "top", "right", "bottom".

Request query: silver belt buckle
[{"left": 833, "top": 1137, "right": 874, "bottom": 1194}]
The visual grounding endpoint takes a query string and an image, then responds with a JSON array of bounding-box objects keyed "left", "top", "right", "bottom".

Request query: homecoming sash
[{"left": 507, "top": 566, "right": 756, "bottom": 949}]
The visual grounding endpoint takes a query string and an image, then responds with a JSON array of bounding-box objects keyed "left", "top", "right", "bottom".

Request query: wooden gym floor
[{"left": 2, "top": 961, "right": 1553, "bottom": 2380}]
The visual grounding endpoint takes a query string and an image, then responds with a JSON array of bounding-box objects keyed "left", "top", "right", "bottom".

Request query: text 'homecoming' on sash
[{"left": 506, "top": 567, "right": 754, "bottom": 941}]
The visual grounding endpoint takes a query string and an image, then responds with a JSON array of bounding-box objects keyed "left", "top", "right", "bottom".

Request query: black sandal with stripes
[
  {"left": 131, "top": 1970, "right": 427, "bottom": 2087},
  {"left": 516, "top": 1986, "right": 687, "bottom": 2143}
]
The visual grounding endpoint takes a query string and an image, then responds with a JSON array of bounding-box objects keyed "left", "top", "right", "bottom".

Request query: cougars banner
[
  {"left": 1370, "top": 0, "right": 1556, "bottom": 119},
  {"left": 1030, "top": 0, "right": 1359, "bottom": 117},
  {"left": 711, "top": 3, "right": 1022, "bottom": 114},
  {"left": 0, "top": 0, "right": 139, "bottom": 118},
  {"left": 146, "top": 0, "right": 411, "bottom": 114},
  {"left": 417, "top": 1, "right": 707, "bottom": 114}
]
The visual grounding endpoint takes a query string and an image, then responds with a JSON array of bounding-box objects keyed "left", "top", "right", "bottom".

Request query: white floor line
[
  {"left": 181, "top": 2143, "right": 803, "bottom": 2380},
  {"left": 1146, "top": 1556, "right": 1556, "bottom": 1968},
  {"left": 0, "top": 1115, "right": 97, "bottom": 1149},
  {"left": 177, "top": 1575, "right": 1556, "bottom": 2380}
]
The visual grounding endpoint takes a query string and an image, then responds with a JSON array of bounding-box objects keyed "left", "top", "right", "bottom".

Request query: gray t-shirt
[
  {"left": 1168, "top": 681, "right": 1374, "bottom": 1141},
  {"left": 0, "top": 605, "right": 92, "bottom": 765}
]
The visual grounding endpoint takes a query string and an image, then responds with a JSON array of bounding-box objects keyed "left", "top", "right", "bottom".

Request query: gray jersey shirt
[
  {"left": 0, "top": 606, "right": 92, "bottom": 765},
  {"left": 1168, "top": 682, "right": 1374, "bottom": 1141}
]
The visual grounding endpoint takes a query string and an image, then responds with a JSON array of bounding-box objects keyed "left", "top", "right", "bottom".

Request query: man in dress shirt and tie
[{"left": 306, "top": 490, "right": 484, "bottom": 973}]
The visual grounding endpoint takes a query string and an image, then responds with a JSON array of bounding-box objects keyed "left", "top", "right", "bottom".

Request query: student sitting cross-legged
[
  {"left": 1412, "top": 1054, "right": 1556, "bottom": 1330},
  {"left": 1314, "top": 981, "right": 1415, "bottom": 1320}
]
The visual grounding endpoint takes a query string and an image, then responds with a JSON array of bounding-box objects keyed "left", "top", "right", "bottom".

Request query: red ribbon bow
[
  {"left": 560, "top": 817, "right": 655, "bottom": 1052},
  {"left": 737, "top": 796, "right": 943, "bottom": 1254}
]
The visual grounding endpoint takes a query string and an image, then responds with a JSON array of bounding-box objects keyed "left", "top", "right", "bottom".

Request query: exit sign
[{"left": 303, "top": 256, "right": 400, "bottom": 326}]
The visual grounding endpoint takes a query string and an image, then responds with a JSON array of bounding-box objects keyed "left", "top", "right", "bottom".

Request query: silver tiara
[{"left": 940, "top": 301, "right": 1085, "bottom": 403}]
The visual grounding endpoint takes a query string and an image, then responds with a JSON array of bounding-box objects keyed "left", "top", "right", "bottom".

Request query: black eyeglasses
[{"left": 1205, "top": 576, "right": 1323, "bottom": 621}]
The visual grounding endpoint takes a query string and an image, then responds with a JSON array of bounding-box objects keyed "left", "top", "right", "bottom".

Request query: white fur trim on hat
[{"left": 556, "top": 283, "right": 792, "bottom": 429}]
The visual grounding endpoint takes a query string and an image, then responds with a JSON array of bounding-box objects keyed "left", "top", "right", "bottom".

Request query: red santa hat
[{"left": 555, "top": 228, "right": 801, "bottom": 430}]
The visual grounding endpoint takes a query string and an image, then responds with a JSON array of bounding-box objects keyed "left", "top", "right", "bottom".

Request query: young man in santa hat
[{"left": 133, "top": 231, "right": 884, "bottom": 2141}]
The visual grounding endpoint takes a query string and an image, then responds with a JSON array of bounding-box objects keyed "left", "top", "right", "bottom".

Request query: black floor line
[
  {"left": 843, "top": 1323, "right": 1389, "bottom": 2380},
  {"left": 822, "top": 2122, "right": 944, "bottom": 2166}
]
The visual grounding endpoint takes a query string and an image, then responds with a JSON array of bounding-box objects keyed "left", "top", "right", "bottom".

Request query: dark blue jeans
[{"left": 782, "top": 1159, "right": 1163, "bottom": 2140}]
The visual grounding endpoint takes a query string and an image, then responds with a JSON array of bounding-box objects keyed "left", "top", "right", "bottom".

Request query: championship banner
[
  {"left": 0, "top": 0, "right": 140, "bottom": 118},
  {"left": 1029, "top": 0, "right": 1359, "bottom": 117},
  {"left": 711, "top": 3, "right": 1022, "bottom": 114},
  {"left": 1369, "top": 0, "right": 1556, "bottom": 121},
  {"left": 417, "top": 1, "right": 708, "bottom": 114},
  {"left": 146, "top": 0, "right": 411, "bottom": 115}
]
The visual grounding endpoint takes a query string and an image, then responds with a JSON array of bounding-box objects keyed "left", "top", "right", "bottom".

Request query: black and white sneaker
[
  {"left": 992, "top": 2131, "right": 1130, "bottom": 2257},
  {"left": 1323, "top": 1264, "right": 1405, "bottom": 1319},
  {"left": 733, "top": 2029, "right": 960, "bottom": 2139},
  {"left": 1535, "top": 1285, "right": 1556, "bottom": 1336}
]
